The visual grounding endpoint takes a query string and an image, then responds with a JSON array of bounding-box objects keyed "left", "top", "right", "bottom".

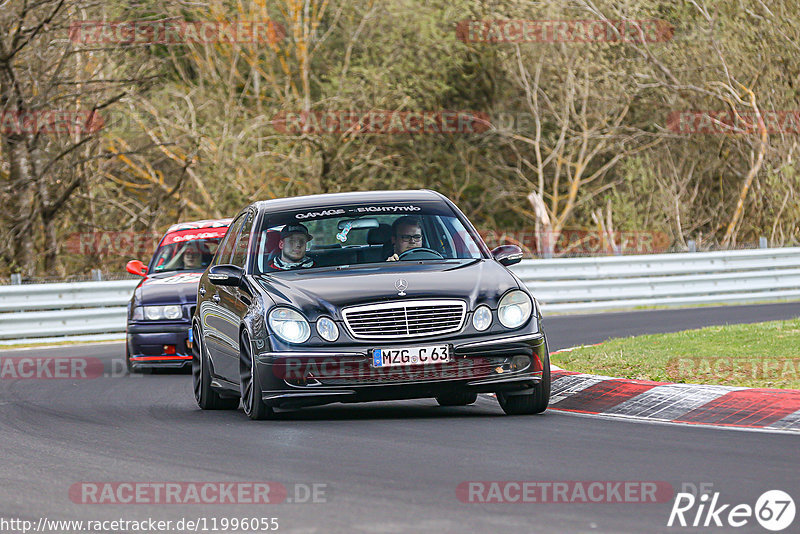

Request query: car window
[
  {"left": 213, "top": 214, "right": 246, "bottom": 266},
  {"left": 253, "top": 201, "right": 485, "bottom": 274},
  {"left": 230, "top": 212, "right": 254, "bottom": 268},
  {"left": 150, "top": 226, "right": 228, "bottom": 273}
]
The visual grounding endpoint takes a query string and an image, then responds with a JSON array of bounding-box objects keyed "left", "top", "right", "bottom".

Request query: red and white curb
[{"left": 548, "top": 369, "right": 800, "bottom": 432}]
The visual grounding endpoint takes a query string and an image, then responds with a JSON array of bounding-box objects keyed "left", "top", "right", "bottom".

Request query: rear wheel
[
  {"left": 193, "top": 324, "right": 239, "bottom": 410},
  {"left": 240, "top": 331, "right": 275, "bottom": 420},
  {"left": 497, "top": 340, "right": 551, "bottom": 415},
  {"left": 435, "top": 391, "right": 478, "bottom": 406}
]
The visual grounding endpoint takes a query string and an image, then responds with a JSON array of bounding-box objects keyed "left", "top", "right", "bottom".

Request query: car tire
[
  {"left": 497, "top": 339, "right": 551, "bottom": 415},
  {"left": 435, "top": 392, "right": 478, "bottom": 406},
  {"left": 193, "top": 324, "right": 239, "bottom": 410},
  {"left": 125, "top": 342, "right": 137, "bottom": 374},
  {"left": 240, "top": 331, "right": 275, "bottom": 421}
]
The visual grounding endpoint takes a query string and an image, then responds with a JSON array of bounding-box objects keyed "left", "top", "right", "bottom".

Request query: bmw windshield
[{"left": 150, "top": 227, "right": 228, "bottom": 273}]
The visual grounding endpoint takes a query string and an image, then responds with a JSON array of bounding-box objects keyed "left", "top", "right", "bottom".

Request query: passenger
[
  {"left": 268, "top": 224, "right": 315, "bottom": 270},
  {"left": 386, "top": 216, "right": 423, "bottom": 261}
]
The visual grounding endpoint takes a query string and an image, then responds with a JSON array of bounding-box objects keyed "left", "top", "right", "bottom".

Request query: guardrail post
[
  {"left": 91, "top": 269, "right": 103, "bottom": 281},
  {"left": 687, "top": 240, "right": 696, "bottom": 253},
  {"left": 10, "top": 274, "right": 21, "bottom": 285},
  {"left": 759, "top": 236, "right": 768, "bottom": 249}
]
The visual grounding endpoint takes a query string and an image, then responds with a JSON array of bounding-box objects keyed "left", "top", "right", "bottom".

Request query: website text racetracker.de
[
  {"left": 69, "top": 482, "right": 327, "bottom": 505},
  {"left": 457, "top": 481, "right": 674, "bottom": 503},
  {"left": 0, "top": 516, "right": 278, "bottom": 533}
]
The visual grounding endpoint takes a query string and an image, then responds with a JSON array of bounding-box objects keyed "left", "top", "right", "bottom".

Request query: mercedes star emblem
[{"left": 395, "top": 278, "right": 408, "bottom": 296}]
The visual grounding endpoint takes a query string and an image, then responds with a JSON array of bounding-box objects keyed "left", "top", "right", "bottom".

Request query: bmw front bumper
[{"left": 127, "top": 322, "right": 193, "bottom": 369}]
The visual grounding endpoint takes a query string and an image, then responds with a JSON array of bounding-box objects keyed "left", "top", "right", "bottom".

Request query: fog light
[
  {"left": 472, "top": 306, "right": 492, "bottom": 331},
  {"left": 510, "top": 355, "right": 531, "bottom": 372},
  {"left": 163, "top": 344, "right": 176, "bottom": 355},
  {"left": 316, "top": 316, "right": 339, "bottom": 342}
]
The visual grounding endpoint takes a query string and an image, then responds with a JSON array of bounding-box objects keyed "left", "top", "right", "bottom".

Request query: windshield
[
  {"left": 253, "top": 202, "right": 485, "bottom": 274},
  {"left": 150, "top": 227, "right": 227, "bottom": 273}
]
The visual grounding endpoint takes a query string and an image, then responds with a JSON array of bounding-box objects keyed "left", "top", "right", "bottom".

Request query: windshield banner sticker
[
  {"left": 162, "top": 227, "right": 228, "bottom": 245},
  {"left": 295, "top": 206, "right": 422, "bottom": 220}
]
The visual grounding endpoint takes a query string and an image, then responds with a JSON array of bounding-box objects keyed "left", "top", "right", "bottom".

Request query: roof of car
[
  {"left": 164, "top": 218, "right": 233, "bottom": 235},
  {"left": 252, "top": 190, "right": 446, "bottom": 212}
]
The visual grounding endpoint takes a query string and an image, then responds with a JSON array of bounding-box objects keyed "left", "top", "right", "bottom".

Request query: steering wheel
[{"left": 397, "top": 247, "right": 444, "bottom": 261}]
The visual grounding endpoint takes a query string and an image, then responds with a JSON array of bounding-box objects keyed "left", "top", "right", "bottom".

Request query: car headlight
[
  {"left": 131, "top": 306, "right": 143, "bottom": 321},
  {"left": 316, "top": 316, "right": 339, "bottom": 342},
  {"left": 472, "top": 305, "right": 492, "bottom": 331},
  {"left": 498, "top": 290, "right": 533, "bottom": 329},
  {"left": 141, "top": 305, "right": 183, "bottom": 321},
  {"left": 269, "top": 307, "right": 311, "bottom": 344}
]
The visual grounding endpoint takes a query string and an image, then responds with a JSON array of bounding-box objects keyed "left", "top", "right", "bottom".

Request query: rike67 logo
[{"left": 668, "top": 488, "right": 795, "bottom": 531}]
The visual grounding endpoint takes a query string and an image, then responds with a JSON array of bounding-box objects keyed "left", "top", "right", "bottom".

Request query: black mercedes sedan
[
  {"left": 192, "top": 190, "right": 550, "bottom": 419},
  {"left": 125, "top": 218, "right": 231, "bottom": 372}
]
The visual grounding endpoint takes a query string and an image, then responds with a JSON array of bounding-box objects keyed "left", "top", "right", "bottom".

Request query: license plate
[{"left": 372, "top": 345, "right": 451, "bottom": 367}]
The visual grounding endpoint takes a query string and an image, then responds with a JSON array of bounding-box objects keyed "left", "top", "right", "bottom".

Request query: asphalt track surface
[{"left": 1, "top": 303, "right": 799, "bottom": 533}]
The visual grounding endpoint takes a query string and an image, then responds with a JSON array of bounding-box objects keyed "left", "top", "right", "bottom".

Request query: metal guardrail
[
  {"left": 0, "top": 280, "right": 138, "bottom": 340},
  {"left": 1, "top": 247, "right": 799, "bottom": 341},
  {"left": 513, "top": 247, "right": 800, "bottom": 313}
]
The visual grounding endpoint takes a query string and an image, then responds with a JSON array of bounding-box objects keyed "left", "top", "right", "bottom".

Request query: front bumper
[
  {"left": 127, "top": 322, "right": 193, "bottom": 369},
  {"left": 253, "top": 331, "right": 546, "bottom": 409}
]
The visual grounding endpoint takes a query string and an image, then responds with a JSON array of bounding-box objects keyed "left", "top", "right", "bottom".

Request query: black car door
[
  {"left": 201, "top": 214, "right": 245, "bottom": 377},
  {"left": 215, "top": 211, "right": 254, "bottom": 382}
]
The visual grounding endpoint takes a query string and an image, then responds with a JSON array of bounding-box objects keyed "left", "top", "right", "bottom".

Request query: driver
[
  {"left": 386, "top": 216, "right": 423, "bottom": 261},
  {"left": 268, "top": 224, "right": 315, "bottom": 270},
  {"left": 183, "top": 242, "right": 203, "bottom": 270}
]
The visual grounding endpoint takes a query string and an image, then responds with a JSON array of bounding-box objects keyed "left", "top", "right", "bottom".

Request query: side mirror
[
  {"left": 126, "top": 260, "right": 148, "bottom": 277},
  {"left": 492, "top": 245, "right": 523, "bottom": 267},
  {"left": 208, "top": 264, "right": 244, "bottom": 287}
]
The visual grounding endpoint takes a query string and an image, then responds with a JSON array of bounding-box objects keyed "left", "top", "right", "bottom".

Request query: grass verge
[{"left": 550, "top": 319, "right": 800, "bottom": 389}]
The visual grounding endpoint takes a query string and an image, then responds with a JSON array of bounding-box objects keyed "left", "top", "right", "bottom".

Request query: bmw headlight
[
  {"left": 269, "top": 307, "right": 311, "bottom": 344},
  {"left": 316, "top": 316, "right": 339, "bottom": 342},
  {"left": 472, "top": 305, "right": 492, "bottom": 331},
  {"left": 498, "top": 290, "right": 533, "bottom": 329},
  {"left": 141, "top": 305, "right": 182, "bottom": 321}
]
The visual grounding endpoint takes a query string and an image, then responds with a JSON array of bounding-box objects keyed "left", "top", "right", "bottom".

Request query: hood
[
  {"left": 134, "top": 271, "right": 203, "bottom": 306},
  {"left": 254, "top": 259, "right": 520, "bottom": 320}
]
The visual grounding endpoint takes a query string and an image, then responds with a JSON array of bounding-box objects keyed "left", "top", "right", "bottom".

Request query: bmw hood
[
  {"left": 134, "top": 271, "right": 204, "bottom": 306},
  {"left": 254, "top": 260, "right": 521, "bottom": 320}
]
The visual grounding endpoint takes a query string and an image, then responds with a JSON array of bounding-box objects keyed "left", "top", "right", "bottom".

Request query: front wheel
[
  {"left": 497, "top": 340, "right": 551, "bottom": 415},
  {"left": 193, "top": 324, "right": 239, "bottom": 410},
  {"left": 125, "top": 342, "right": 137, "bottom": 373},
  {"left": 240, "top": 331, "right": 275, "bottom": 420}
]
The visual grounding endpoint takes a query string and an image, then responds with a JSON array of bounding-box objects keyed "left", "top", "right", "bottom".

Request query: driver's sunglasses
[{"left": 399, "top": 234, "right": 422, "bottom": 243}]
